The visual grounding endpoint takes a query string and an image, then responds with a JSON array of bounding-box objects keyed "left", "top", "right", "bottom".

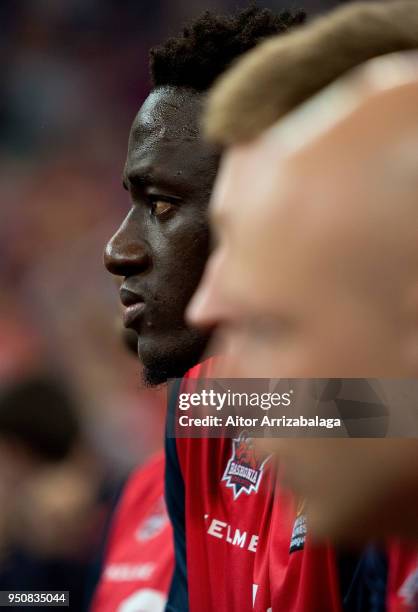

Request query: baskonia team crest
[{"left": 222, "top": 432, "right": 270, "bottom": 500}]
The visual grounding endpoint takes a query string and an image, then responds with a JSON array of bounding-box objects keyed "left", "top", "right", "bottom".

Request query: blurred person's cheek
[
  {"left": 211, "top": 330, "right": 251, "bottom": 378},
  {"left": 187, "top": 248, "right": 230, "bottom": 330},
  {"left": 208, "top": 327, "right": 276, "bottom": 378}
]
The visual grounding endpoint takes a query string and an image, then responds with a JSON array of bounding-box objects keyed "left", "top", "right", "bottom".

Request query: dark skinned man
[{"left": 102, "top": 8, "right": 306, "bottom": 612}]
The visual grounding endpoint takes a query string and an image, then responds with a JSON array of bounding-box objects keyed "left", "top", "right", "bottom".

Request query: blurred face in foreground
[{"left": 189, "top": 73, "right": 418, "bottom": 378}]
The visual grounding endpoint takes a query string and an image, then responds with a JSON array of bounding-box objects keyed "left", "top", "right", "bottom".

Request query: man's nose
[{"left": 104, "top": 219, "right": 150, "bottom": 277}]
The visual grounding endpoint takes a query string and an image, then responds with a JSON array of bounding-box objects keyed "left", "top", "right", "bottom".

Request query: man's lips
[
  {"left": 123, "top": 302, "right": 146, "bottom": 329},
  {"left": 120, "top": 287, "right": 146, "bottom": 330}
]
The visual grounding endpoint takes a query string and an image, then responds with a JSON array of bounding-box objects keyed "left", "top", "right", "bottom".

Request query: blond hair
[{"left": 205, "top": 0, "right": 418, "bottom": 145}]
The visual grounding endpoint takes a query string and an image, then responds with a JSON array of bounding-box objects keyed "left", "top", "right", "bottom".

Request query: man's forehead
[
  {"left": 124, "top": 86, "right": 220, "bottom": 185},
  {"left": 130, "top": 86, "right": 204, "bottom": 141}
]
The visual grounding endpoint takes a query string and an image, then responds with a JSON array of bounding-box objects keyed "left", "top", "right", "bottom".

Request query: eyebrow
[{"left": 122, "top": 166, "right": 188, "bottom": 194}]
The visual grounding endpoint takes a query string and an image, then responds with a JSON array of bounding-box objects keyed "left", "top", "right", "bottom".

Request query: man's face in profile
[
  {"left": 105, "top": 87, "right": 218, "bottom": 385},
  {"left": 189, "top": 85, "right": 418, "bottom": 378}
]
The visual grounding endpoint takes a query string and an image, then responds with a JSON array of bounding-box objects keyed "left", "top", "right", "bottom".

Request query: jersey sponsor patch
[
  {"left": 222, "top": 432, "right": 269, "bottom": 500},
  {"left": 104, "top": 563, "right": 156, "bottom": 582},
  {"left": 206, "top": 515, "right": 259, "bottom": 552},
  {"left": 289, "top": 501, "right": 307, "bottom": 554}
]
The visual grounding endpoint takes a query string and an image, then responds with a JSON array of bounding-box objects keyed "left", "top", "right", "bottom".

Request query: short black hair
[
  {"left": 150, "top": 5, "right": 306, "bottom": 91},
  {"left": 0, "top": 375, "right": 80, "bottom": 462}
]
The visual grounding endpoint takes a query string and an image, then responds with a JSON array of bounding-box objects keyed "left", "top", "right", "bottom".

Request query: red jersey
[
  {"left": 167, "top": 360, "right": 343, "bottom": 611},
  {"left": 387, "top": 542, "right": 418, "bottom": 611},
  {"left": 91, "top": 452, "right": 173, "bottom": 612}
]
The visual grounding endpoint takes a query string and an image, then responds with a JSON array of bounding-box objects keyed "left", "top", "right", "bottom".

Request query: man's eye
[{"left": 150, "top": 199, "right": 175, "bottom": 219}]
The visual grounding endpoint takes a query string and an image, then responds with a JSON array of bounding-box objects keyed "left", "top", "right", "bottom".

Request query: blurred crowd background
[{"left": 0, "top": 0, "right": 350, "bottom": 607}]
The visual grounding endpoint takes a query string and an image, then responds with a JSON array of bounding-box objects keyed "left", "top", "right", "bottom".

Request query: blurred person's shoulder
[
  {"left": 90, "top": 451, "right": 173, "bottom": 612},
  {"left": 118, "top": 452, "right": 166, "bottom": 515},
  {"left": 387, "top": 541, "right": 418, "bottom": 611}
]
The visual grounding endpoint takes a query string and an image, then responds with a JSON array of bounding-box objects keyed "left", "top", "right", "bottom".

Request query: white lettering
[
  {"left": 248, "top": 535, "right": 259, "bottom": 552},
  {"left": 207, "top": 519, "right": 226, "bottom": 539},
  {"left": 206, "top": 518, "right": 256, "bottom": 552},
  {"left": 233, "top": 529, "right": 246, "bottom": 548}
]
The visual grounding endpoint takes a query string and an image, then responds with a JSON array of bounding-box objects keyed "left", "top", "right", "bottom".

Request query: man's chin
[
  {"left": 122, "top": 328, "right": 139, "bottom": 356},
  {"left": 138, "top": 331, "right": 210, "bottom": 387}
]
